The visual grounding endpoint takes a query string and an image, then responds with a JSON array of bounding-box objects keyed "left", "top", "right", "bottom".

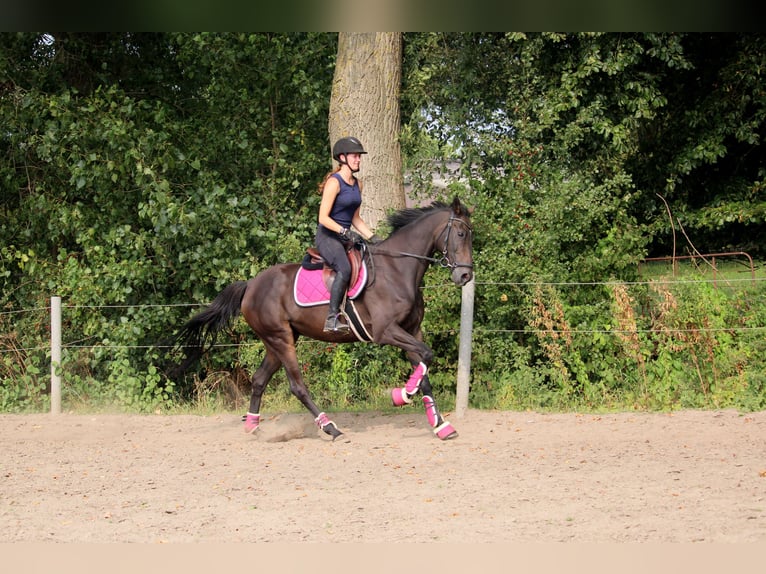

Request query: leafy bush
[{"left": 467, "top": 275, "right": 766, "bottom": 412}]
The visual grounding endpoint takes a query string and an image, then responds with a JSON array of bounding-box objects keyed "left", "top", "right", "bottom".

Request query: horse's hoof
[
  {"left": 321, "top": 422, "right": 344, "bottom": 440},
  {"left": 434, "top": 420, "right": 458, "bottom": 440},
  {"left": 315, "top": 412, "right": 343, "bottom": 440}
]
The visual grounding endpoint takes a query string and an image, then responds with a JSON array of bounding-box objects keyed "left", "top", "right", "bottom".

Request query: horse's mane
[{"left": 386, "top": 202, "right": 451, "bottom": 234}]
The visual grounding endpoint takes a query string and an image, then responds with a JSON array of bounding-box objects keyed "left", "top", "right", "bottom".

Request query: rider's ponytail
[{"left": 317, "top": 167, "right": 341, "bottom": 195}]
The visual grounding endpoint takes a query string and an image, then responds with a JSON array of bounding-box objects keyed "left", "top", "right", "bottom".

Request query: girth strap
[{"left": 343, "top": 299, "right": 372, "bottom": 342}]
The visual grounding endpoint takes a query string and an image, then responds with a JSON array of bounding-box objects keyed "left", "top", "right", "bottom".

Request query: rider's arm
[
  {"left": 351, "top": 209, "right": 375, "bottom": 240},
  {"left": 318, "top": 176, "right": 344, "bottom": 233}
]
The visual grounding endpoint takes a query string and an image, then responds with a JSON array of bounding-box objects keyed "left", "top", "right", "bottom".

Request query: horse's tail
[{"left": 170, "top": 280, "right": 249, "bottom": 377}]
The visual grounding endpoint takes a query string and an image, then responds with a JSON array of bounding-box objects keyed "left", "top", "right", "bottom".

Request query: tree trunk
[{"left": 329, "top": 32, "right": 404, "bottom": 231}]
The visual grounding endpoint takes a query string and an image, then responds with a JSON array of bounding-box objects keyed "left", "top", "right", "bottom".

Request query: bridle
[
  {"left": 373, "top": 213, "right": 474, "bottom": 271},
  {"left": 436, "top": 214, "right": 474, "bottom": 271}
]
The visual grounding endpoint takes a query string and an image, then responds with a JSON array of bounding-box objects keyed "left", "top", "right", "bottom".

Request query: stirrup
[{"left": 323, "top": 313, "right": 350, "bottom": 333}]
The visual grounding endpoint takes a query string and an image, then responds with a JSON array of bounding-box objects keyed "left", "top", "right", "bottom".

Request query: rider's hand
[{"left": 339, "top": 227, "right": 365, "bottom": 245}]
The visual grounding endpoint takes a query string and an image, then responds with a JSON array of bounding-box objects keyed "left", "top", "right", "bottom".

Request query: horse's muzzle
[{"left": 452, "top": 265, "right": 474, "bottom": 286}]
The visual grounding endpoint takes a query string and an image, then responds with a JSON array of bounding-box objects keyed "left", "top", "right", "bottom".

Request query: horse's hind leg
[
  {"left": 274, "top": 341, "right": 344, "bottom": 440},
  {"left": 243, "top": 350, "right": 282, "bottom": 434},
  {"left": 287, "top": 371, "right": 344, "bottom": 440}
]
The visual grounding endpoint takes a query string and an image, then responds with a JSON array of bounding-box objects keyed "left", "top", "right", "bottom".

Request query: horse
[{"left": 171, "top": 196, "right": 474, "bottom": 441}]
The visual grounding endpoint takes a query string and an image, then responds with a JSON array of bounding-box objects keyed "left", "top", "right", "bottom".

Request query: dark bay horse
[{"left": 172, "top": 197, "right": 474, "bottom": 440}]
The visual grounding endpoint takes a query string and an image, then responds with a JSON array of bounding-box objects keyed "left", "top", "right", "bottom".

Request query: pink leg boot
[
  {"left": 391, "top": 362, "right": 428, "bottom": 406},
  {"left": 244, "top": 412, "right": 261, "bottom": 434},
  {"left": 422, "top": 395, "right": 439, "bottom": 427},
  {"left": 434, "top": 420, "right": 458, "bottom": 440},
  {"left": 422, "top": 395, "right": 458, "bottom": 440}
]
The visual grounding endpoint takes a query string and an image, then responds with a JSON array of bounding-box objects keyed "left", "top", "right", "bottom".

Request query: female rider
[{"left": 316, "top": 136, "right": 381, "bottom": 333}]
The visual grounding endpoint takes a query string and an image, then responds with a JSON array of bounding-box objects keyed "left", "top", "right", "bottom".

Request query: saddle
[
  {"left": 302, "top": 245, "right": 363, "bottom": 289},
  {"left": 294, "top": 244, "right": 367, "bottom": 307}
]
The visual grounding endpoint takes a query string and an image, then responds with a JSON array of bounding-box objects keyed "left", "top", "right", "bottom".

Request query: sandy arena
[{"left": 2, "top": 408, "right": 765, "bottom": 543}]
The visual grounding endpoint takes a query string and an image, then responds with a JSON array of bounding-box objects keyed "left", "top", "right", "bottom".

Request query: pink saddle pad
[{"left": 293, "top": 262, "right": 367, "bottom": 307}]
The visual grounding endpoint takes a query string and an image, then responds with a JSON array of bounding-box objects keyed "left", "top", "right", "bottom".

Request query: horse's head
[
  {"left": 384, "top": 198, "right": 474, "bottom": 285},
  {"left": 442, "top": 197, "right": 474, "bottom": 286}
]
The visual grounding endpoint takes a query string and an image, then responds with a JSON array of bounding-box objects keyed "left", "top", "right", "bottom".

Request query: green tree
[
  {"left": 329, "top": 32, "right": 406, "bottom": 229},
  {"left": 403, "top": 33, "right": 766, "bottom": 271}
]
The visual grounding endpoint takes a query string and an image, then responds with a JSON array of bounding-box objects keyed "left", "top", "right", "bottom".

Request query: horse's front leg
[
  {"left": 385, "top": 329, "right": 457, "bottom": 440},
  {"left": 419, "top": 374, "right": 458, "bottom": 440},
  {"left": 390, "top": 360, "right": 428, "bottom": 406},
  {"left": 392, "top": 361, "right": 458, "bottom": 440}
]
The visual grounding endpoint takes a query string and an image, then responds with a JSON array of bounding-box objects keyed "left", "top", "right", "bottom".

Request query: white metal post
[
  {"left": 50, "top": 296, "right": 61, "bottom": 415},
  {"left": 455, "top": 278, "right": 474, "bottom": 418}
]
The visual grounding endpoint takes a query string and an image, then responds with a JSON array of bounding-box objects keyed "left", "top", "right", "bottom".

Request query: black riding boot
[{"left": 324, "top": 271, "right": 350, "bottom": 333}]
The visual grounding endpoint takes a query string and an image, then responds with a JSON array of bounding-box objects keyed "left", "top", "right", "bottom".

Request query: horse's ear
[{"left": 451, "top": 196, "right": 473, "bottom": 216}]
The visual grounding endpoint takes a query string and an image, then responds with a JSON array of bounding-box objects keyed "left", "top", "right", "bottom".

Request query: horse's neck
[
  {"left": 382, "top": 213, "right": 446, "bottom": 282},
  {"left": 388, "top": 219, "right": 441, "bottom": 258}
]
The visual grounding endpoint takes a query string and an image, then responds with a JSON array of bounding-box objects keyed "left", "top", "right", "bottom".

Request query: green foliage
[
  {"left": 468, "top": 276, "right": 766, "bottom": 412},
  {"left": 1, "top": 33, "right": 336, "bottom": 412},
  {"left": 404, "top": 33, "right": 766, "bottom": 266},
  {"left": 296, "top": 342, "right": 412, "bottom": 411},
  {"left": 107, "top": 358, "right": 172, "bottom": 412}
]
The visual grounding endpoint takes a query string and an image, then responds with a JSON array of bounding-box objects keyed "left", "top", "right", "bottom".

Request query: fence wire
[{"left": 2, "top": 276, "right": 765, "bottom": 354}]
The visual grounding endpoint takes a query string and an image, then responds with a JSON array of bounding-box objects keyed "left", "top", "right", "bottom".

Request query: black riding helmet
[{"left": 332, "top": 136, "right": 367, "bottom": 162}]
